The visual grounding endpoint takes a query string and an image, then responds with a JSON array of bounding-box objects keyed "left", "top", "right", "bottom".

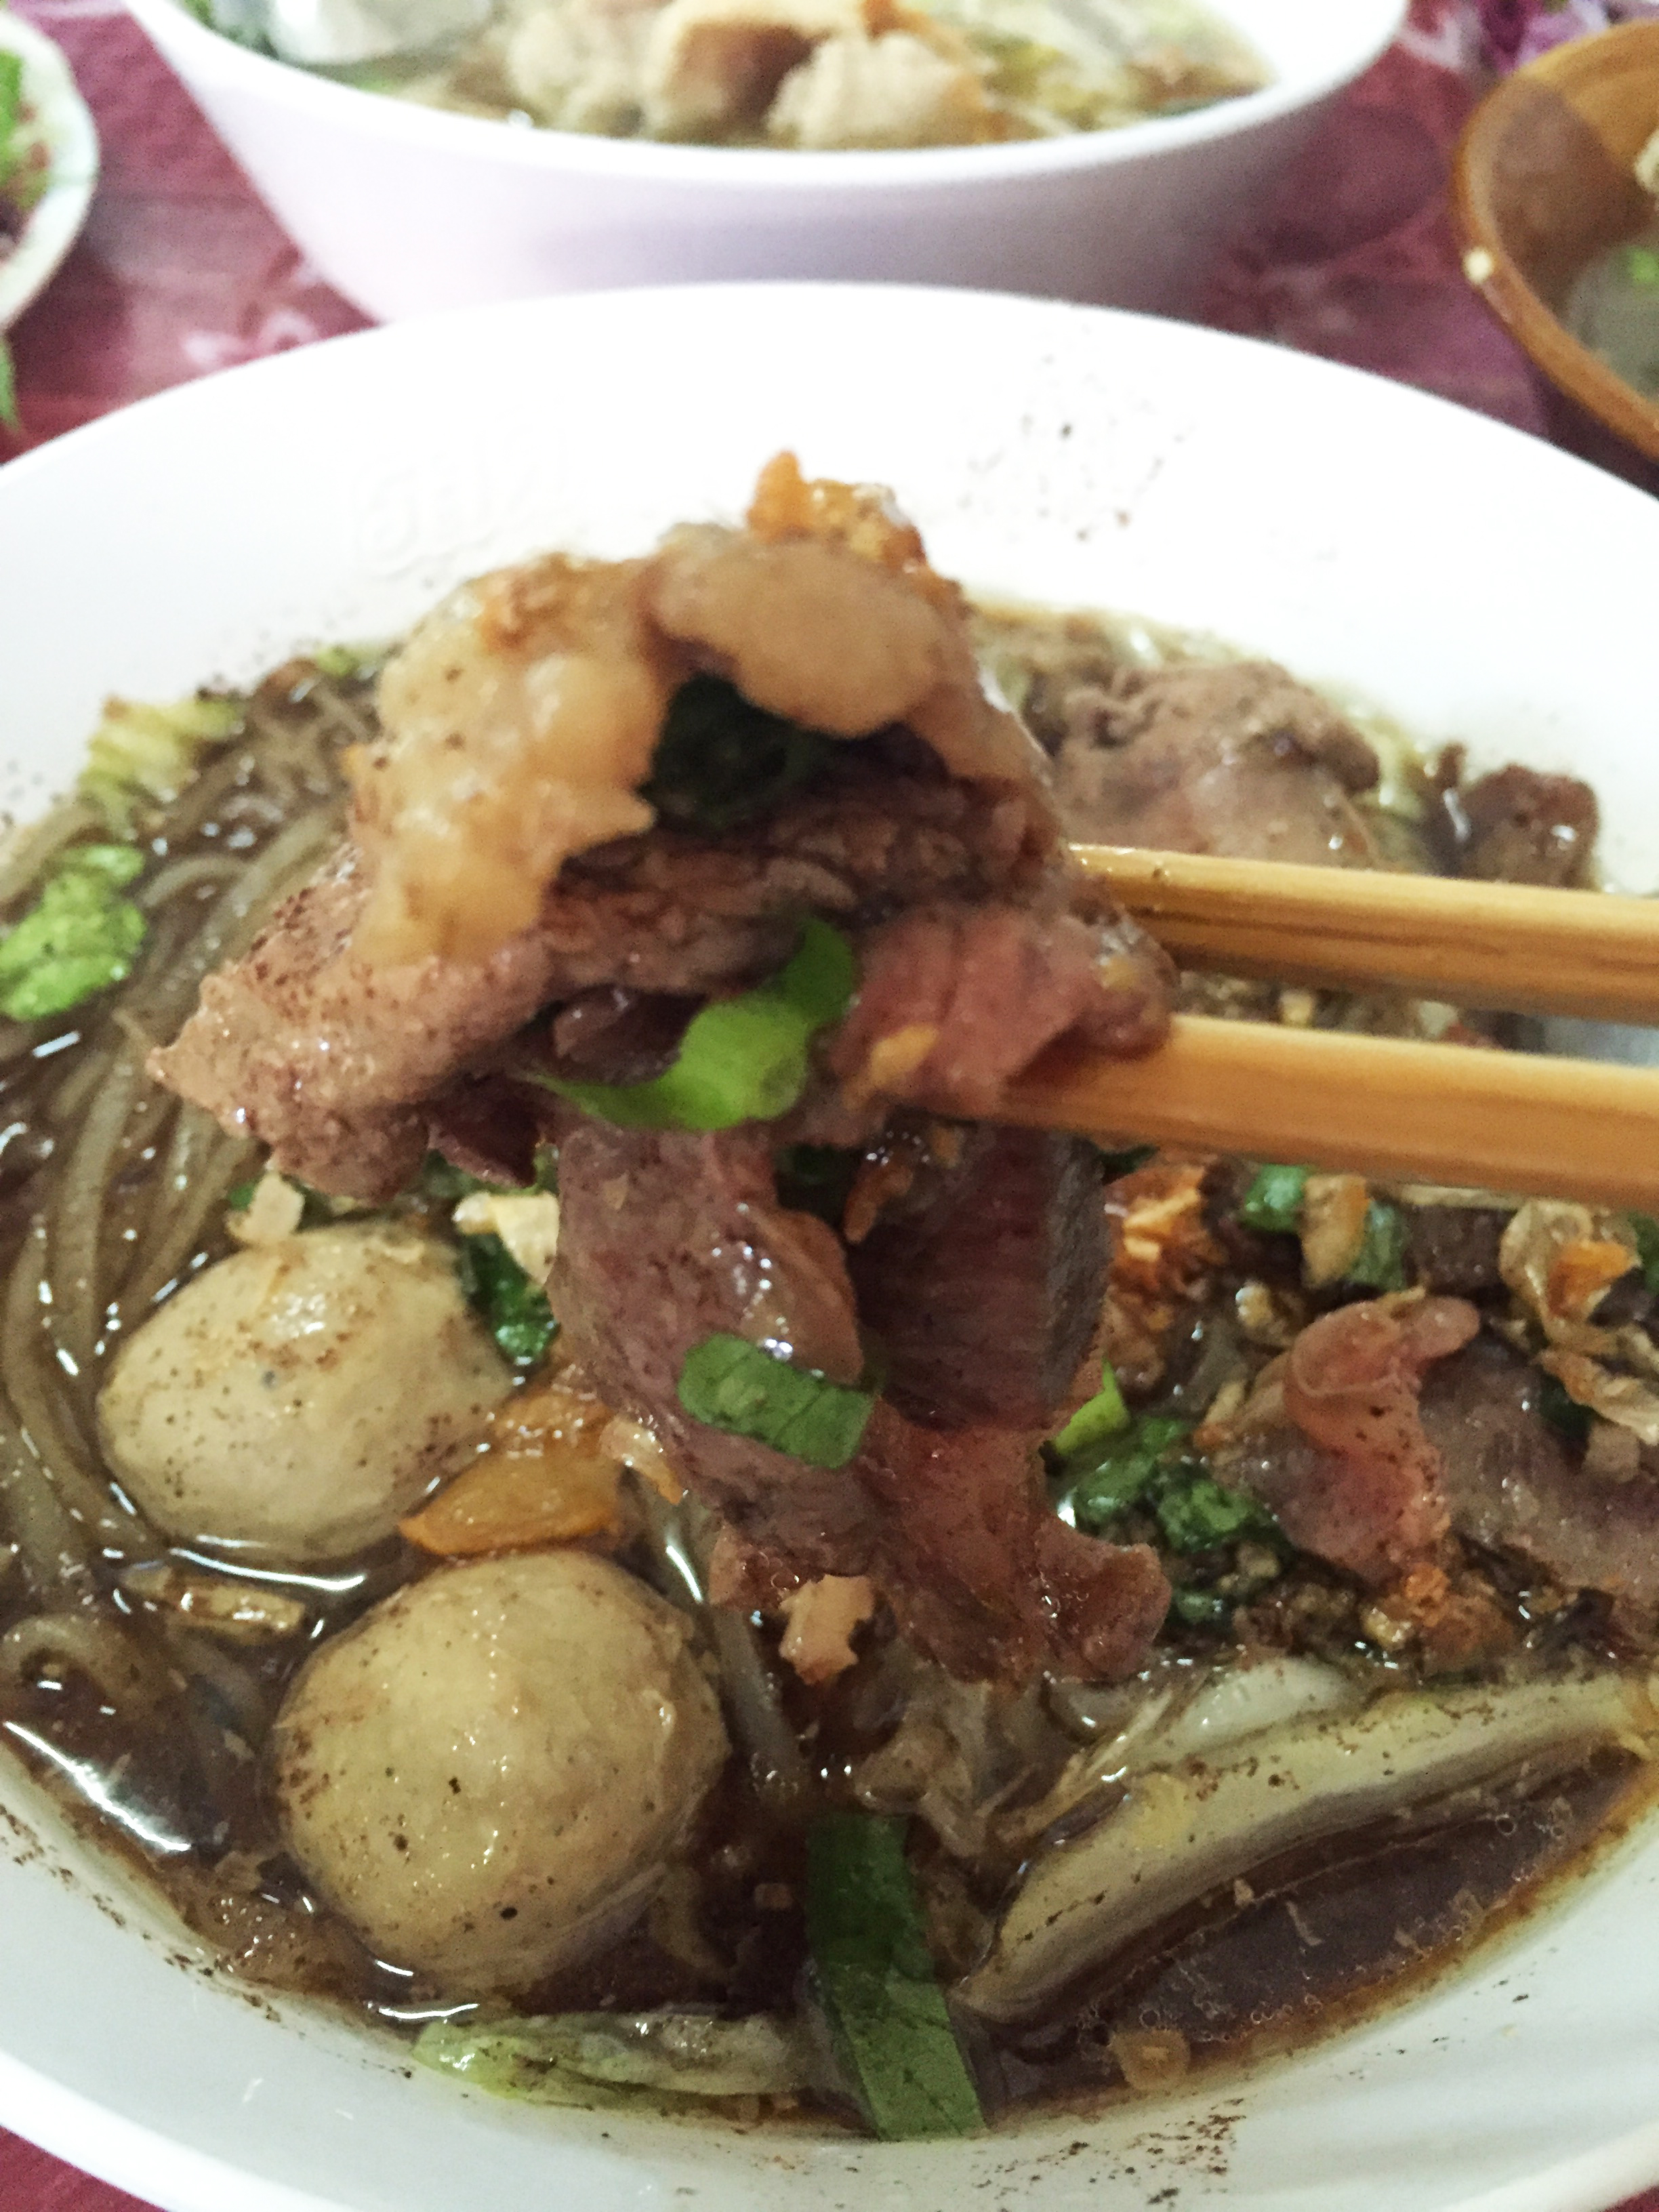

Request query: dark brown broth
[{"left": 0, "top": 622, "right": 1645, "bottom": 2138}]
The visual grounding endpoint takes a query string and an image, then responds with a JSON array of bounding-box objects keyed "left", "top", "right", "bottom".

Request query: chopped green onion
[
  {"left": 1538, "top": 1372, "right": 1593, "bottom": 1446},
  {"left": 1346, "top": 1200, "right": 1408, "bottom": 1292},
  {"left": 1095, "top": 1142, "right": 1156, "bottom": 1180},
  {"left": 806, "top": 1813, "right": 982, "bottom": 2142},
  {"left": 0, "top": 844, "right": 148, "bottom": 1021},
  {"left": 1060, "top": 1413, "right": 1189, "bottom": 1530},
  {"left": 1625, "top": 245, "right": 1659, "bottom": 292},
  {"left": 1050, "top": 1361, "right": 1130, "bottom": 1462},
  {"left": 1627, "top": 1212, "right": 1659, "bottom": 1296},
  {"left": 0, "top": 340, "right": 16, "bottom": 436},
  {"left": 456, "top": 1233, "right": 558, "bottom": 1368},
  {"left": 678, "top": 1333, "right": 872, "bottom": 1469},
  {"left": 1238, "top": 1162, "right": 1309, "bottom": 1233},
  {"left": 1170, "top": 1586, "right": 1232, "bottom": 1631},
  {"left": 539, "top": 918, "right": 857, "bottom": 1132},
  {"left": 643, "top": 675, "right": 836, "bottom": 834},
  {"left": 309, "top": 643, "right": 380, "bottom": 681}
]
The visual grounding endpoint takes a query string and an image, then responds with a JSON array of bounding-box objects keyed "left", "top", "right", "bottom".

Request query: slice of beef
[
  {"left": 544, "top": 988, "right": 699, "bottom": 1085},
  {"left": 152, "top": 762, "right": 1057, "bottom": 1200},
  {"left": 1457, "top": 766, "right": 1598, "bottom": 889},
  {"left": 845, "top": 1126, "right": 1105, "bottom": 1431},
  {"left": 1420, "top": 1336, "right": 1659, "bottom": 1618},
  {"left": 1050, "top": 661, "right": 1380, "bottom": 867},
  {"left": 553, "top": 1119, "right": 1167, "bottom": 1682},
  {"left": 825, "top": 902, "right": 1172, "bottom": 1123}
]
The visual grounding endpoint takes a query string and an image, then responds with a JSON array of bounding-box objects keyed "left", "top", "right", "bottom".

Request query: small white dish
[
  {"left": 3, "top": 283, "right": 1659, "bottom": 2212},
  {"left": 122, "top": 0, "right": 1404, "bottom": 319},
  {"left": 0, "top": 13, "right": 98, "bottom": 334}
]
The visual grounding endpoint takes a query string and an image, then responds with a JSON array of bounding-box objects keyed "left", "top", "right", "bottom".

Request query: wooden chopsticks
[
  {"left": 1004, "top": 1017, "right": 1659, "bottom": 1211},
  {"left": 991, "top": 847, "right": 1659, "bottom": 1210},
  {"left": 1071, "top": 845, "right": 1659, "bottom": 1025}
]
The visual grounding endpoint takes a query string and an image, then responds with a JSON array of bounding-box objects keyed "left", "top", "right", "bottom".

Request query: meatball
[
  {"left": 98, "top": 1222, "right": 510, "bottom": 1561},
  {"left": 270, "top": 1552, "right": 729, "bottom": 1990}
]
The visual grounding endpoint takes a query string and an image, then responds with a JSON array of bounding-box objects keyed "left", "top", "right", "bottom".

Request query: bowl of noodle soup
[{"left": 3, "top": 285, "right": 1659, "bottom": 2212}]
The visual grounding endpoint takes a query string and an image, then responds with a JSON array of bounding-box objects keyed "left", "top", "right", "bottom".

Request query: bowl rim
[
  {"left": 123, "top": 0, "right": 1406, "bottom": 191},
  {"left": 0, "top": 13, "right": 99, "bottom": 335},
  {"left": 1452, "top": 18, "right": 1659, "bottom": 468}
]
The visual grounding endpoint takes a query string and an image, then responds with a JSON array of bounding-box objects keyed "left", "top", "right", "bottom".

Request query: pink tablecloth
[{"left": 0, "top": 0, "right": 1654, "bottom": 2203}]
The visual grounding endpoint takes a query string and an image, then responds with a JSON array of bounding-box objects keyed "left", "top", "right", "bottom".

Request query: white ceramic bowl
[
  {"left": 5, "top": 283, "right": 1659, "bottom": 2212},
  {"left": 0, "top": 14, "right": 98, "bottom": 333},
  {"left": 122, "top": 0, "right": 1403, "bottom": 319}
]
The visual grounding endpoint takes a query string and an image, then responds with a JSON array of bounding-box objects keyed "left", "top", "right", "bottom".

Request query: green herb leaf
[
  {"left": 1538, "top": 1371, "right": 1593, "bottom": 1445},
  {"left": 678, "top": 1333, "right": 873, "bottom": 1468},
  {"left": 806, "top": 1813, "right": 982, "bottom": 2142},
  {"left": 643, "top": 676, "right": 836, "bottom": 834},
  {"left": 539, "top": 918, "right": 857, "bottom": 1132},
  {"left": 1060, "top": 1413, "right": 1190, "bottom": 1530},
  {"left": 1152, "top": 1459, "right": 1275, "bottom": 1553},
  {"left": 456, "top": 1233, "right": 558, "bottom": 1368},
  {"left": 1346, "top": 1200, "right": 1408, "bottom": 1292},
  {"left": 1238, "top": 1162, "right": 1309, "bottom": 1233},
  {"left": 1627, "top": 1213, "right": 1659, "bottom": 1295},
  {"left": 0, "top": 844, "right": 148, "bottom": 1021},
  {"left": 1050, "top": 1362, "right": 1130, "bottom": 1461}
]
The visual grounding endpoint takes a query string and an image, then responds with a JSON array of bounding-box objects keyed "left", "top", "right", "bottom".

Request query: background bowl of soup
[
  {"left": 1454, "top": 19, "right": 1659, "bottom": 489},
  {"left": 121, "top": 0, "right": 1404, "bottom": 319},
  {"left": 6, "top": 281, "right": 1659, "bottom": 2212}
]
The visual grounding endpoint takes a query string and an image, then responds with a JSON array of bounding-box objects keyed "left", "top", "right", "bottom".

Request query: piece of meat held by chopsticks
[
  {"left": 151, "top": 454, "right": 1176, "bottom": 1686},
  {"left": 149, "top": 453, "right": 1659, "bottom": 1685}
]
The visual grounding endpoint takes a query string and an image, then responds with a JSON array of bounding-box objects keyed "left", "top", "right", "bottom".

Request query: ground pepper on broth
[{"left": 0, "top": 481, "right": 1647, "bottom": 2141}]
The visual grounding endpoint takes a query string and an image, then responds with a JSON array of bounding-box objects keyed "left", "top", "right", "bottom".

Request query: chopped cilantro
[
  {"left": 1050, "top": 1362, "right": 1130, "bottom": 1462},
  {"left": 1538, "top": 1372, "right": 1593, "bottom": 1445},
  {"left": 456, "top": 1233, "right": 558, "bottom": 1368}
]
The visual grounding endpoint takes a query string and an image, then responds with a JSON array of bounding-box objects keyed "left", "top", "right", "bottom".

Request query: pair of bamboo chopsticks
[{"left": 1000, "top": 847, "right": 1659, "bottom": 1212}]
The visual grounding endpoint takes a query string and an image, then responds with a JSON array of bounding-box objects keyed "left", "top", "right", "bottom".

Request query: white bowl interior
[
  {"left": 3, "top": 285, "right": 1659, "bottom": 2212},
  {"left": 0, "top": 15, "right": 98, "bottom": 333}
]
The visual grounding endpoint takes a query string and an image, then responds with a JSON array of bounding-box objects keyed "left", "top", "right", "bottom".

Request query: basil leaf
[
  {"left": 678, "top": 1333, "right": 873, "bottom": 1469},
  {"left": 457, "top": 1233, "right": 558, "bottom": 1368}
]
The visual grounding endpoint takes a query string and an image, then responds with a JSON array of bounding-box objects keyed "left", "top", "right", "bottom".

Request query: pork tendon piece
[
  {"left": 349, "top": 554, "right": 681, "bottom": 966},
  {"left": 555, "top": 1119, "right": 1168, "bottom": 1681},
  {"left": 1226, "top": 1296, "right": 1479, "bottom": 1586}
]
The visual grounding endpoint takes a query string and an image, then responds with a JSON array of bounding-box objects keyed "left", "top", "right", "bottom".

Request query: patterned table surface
[{"left": 0, "top": 0, "right": 1654, "bottom": 2201}]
